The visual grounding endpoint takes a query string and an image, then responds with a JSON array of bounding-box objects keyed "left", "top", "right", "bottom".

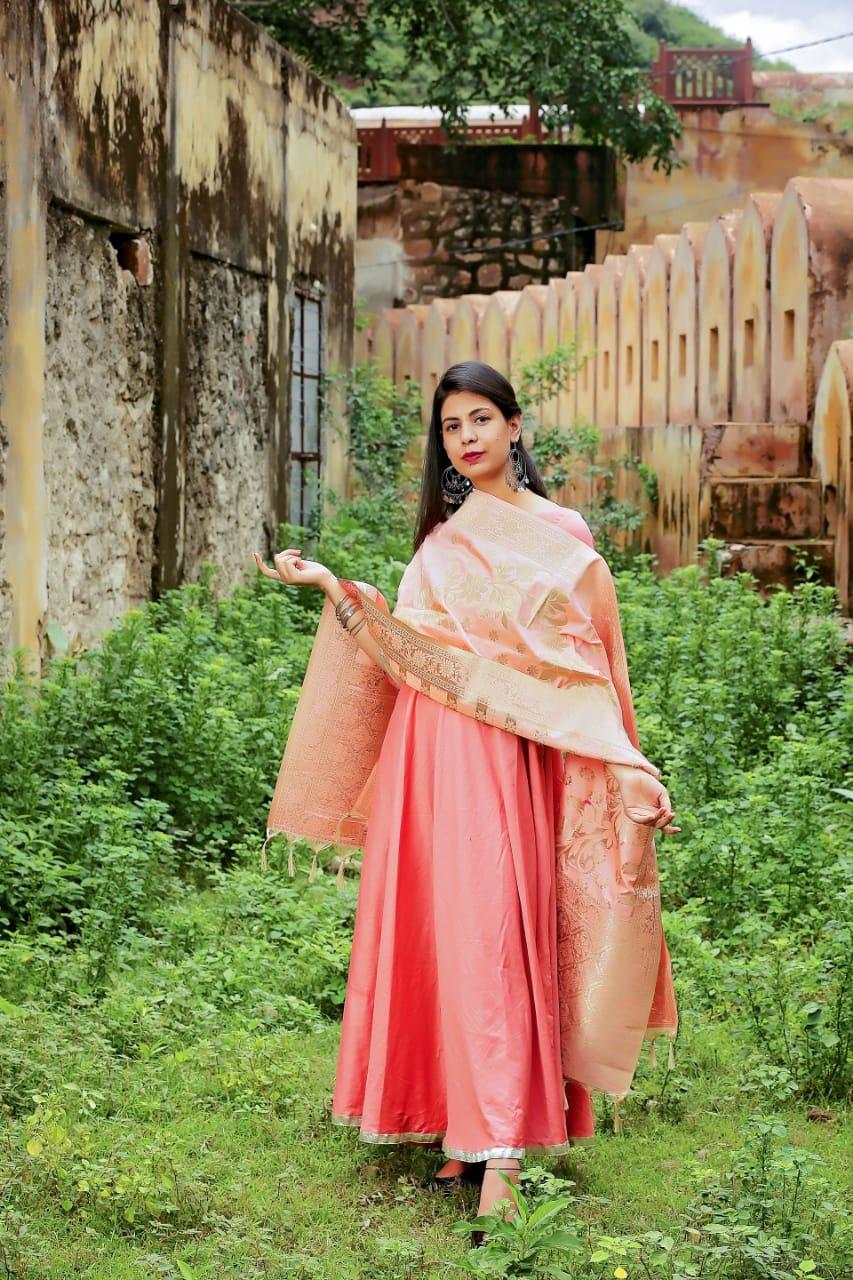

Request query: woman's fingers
[
  {"left": 273, "top": 548, "right": 305, "bottom": 582},
  {"left": 253, "top": 552, "right": 280, "bottom": 580},
  {"left": 254, "top": 549, "right": 304, "bottom": 582}
]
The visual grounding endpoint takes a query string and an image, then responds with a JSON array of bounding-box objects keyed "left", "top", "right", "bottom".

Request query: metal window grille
[{"left": 289, "top": 290, "right": 323, "bottom": 527}]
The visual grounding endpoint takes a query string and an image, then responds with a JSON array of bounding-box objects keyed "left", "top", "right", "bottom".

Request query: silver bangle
[
  {"left": 334, "top": 592, "right": 356, "bottom": 615},
  {"left": 337, "top": 601, "right": 360, "bottom": 628}
]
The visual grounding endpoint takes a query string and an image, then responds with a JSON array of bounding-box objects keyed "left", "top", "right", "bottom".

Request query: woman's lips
[{"left": 462, "top": 451, "right": 485, "bottom": 461}]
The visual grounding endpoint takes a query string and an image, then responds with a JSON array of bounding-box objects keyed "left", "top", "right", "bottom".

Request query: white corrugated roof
[{"left": 350, "top": 103, "right": 530, "bottom": 127}]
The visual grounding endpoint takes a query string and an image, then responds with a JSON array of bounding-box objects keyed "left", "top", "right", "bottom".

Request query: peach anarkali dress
[
  {"left": 265, "top": 488, "right": 679, "bottom": 1158},
  {"left": 331, "top": 505, "right": 597, "bottom": 1157}
]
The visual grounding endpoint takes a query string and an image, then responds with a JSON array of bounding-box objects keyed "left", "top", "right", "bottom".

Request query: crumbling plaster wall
[
  {"left": 286, "top": 57, "right": 357, "bottom": 503},
  {"left": 184, "top": 258, "right": 270, "bottom": 578},
  {"left": 43, "top": 211, "right": 159, "bottom": 637},
  {"left": 0, "top": 0, "right": 356, "bottom": 671},
  {"left": 0, "top": 182, "right": 9, "bottom": 651}
]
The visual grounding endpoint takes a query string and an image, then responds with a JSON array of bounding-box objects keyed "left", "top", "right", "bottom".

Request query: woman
[{"left": 254, "top": 361, "right": 679, "bottom": 1236}]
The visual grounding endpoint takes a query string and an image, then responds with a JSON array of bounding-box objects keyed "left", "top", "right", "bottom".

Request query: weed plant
[{"left": 0, "top": 364, "right": 849, "bottom": 1275}]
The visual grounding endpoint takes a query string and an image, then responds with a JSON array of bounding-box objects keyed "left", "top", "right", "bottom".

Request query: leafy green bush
[{"left": 449, "top": 1118, "right": 851, "bottom": 1278}]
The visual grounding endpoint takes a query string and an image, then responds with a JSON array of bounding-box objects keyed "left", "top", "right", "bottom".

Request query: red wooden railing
[
  {"left": 650, "top": 39, "right": 754, "bottom": 107},
  {"left": 357, "top": 44, "right": 756, "bottom": 181},
  {"left": 358, "top": 105, "right": 542, "bottom": 183}
]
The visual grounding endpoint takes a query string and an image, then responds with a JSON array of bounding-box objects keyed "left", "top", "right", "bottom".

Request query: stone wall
[
  {"left": 184, "top": 257, "right": 271, "bottom": 583},
  {"left": 0, "top": 0, "right": 357, "bottom": 671},
  {"left": 604, "top": 76, "right": 853, "bottom": 258},
  {"left": 356, "top": 145, "right": 617, "bottom": 312},
  {"left": 361, "top": 176, "right": 853, "bottom": 610},
  {"left": 42, "top": 212, "right": 160, "bottom": 640}
]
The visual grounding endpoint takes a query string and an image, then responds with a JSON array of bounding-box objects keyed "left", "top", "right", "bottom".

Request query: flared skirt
[{"left": 331, "top": 681, "right": 595, "bottom": 1159}]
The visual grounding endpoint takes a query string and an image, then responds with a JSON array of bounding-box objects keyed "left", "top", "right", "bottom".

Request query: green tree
[{"left": 235, "top": 0, "right": 682, "bottom": 170}]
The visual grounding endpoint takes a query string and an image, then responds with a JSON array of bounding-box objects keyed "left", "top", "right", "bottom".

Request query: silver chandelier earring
[
  {"left": 441, "top": 464, "right": 473, "bottom": 505},
  {"left": 506, "top": 440, "right": 529, "bottom": 492}
]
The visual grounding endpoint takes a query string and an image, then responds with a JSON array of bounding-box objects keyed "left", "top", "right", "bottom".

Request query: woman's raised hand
[
  {"left": 609, "top": 763, "right": 680, "bottom": 835},
  {"left": 253, "top": 547, "right": 334, "bottom": 592}
]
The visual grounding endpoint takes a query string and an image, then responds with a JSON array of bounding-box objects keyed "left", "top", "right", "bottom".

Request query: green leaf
[
  {"left": 527, "top": 1198, "right": 573, "bottom": 1230},
  {"left": 538, "top": 1229, "right": 583, "bottom": 1251}
]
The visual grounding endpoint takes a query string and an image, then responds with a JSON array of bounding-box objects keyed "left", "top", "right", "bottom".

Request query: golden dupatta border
[{"left": 264, "top": 489, "right": 678, "bottom": 1121}]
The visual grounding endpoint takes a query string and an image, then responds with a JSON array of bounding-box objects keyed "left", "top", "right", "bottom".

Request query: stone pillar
[
  {"left": 669, "top": 223, "right": 709, "bottom": 426},
  {"left": 372, "top": 308, "right": 401, "bottom": 381},
  {"left": 812, "top": 340, "right": 853, "bottom": 612},
  {"left": 397, "top": 303, "right": 429, "bottom": 421},
  {"left": 770, "top": 177, "right": 853, "bottom": 424},
  {"left": 422, "top": 298, "right": 456, "bottom": 417},
  {"left": 396, "top": 304, "right": 425, "bottom": 390},
  {"left": 595, "top": 255, "right": 625, "bottom": 429},
  {"left": 542, "top": 281, "right": 560, "bottom": 355},
  {"left": 511, "top": 284, "right": 548, "bottom": 422},
  {"left": 642, "top": 235, "right": 678, "bottom": 427},
  {"left": 479, "top": 290, "right": 520, "bottom": 379},
  {"left": 732, "top": 193, "right": 780, "bottom": 422},
  {"left": 448, "top": 293, "right": 488, "bottom": 365},
  {"left": 576, "top": 264, "right": 602, "bottom": 425},
  {"left": 558, "top": 272, "right": 584, "bottom": 429},
  {"left": 0, "top": 3, "right": 47, "bottom": 668},
  {"left": 618, "top": 245, "right": 652, "bottom": 427},
  {"left": 541, "top": 279, "right": 561, "bottom": 427},
  {"left": 698, "top": 210, "right": 742, "bottom": 426}
]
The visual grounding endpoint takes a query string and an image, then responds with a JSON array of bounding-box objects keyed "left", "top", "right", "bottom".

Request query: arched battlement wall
[
  {"left": 732, "top": 193, "right": 780, "bottom": 422},
  {"left": 617, "top": 245, "right": 653, "bottom": 429},
  {"left": 359, "top": 177, "right": 853, "bottom": 606}
]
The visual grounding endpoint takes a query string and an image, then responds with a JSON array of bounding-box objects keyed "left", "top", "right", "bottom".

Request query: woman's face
[{"left": 439, "top": 389, "right": 520, "bottom": 488}]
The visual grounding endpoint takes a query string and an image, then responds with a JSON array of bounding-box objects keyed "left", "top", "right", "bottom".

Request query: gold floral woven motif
[{"left": 265, "top": 488, "right": 678, "bottom": 1102}]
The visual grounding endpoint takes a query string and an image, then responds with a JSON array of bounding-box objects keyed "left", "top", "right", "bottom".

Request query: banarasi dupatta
[{"left": 263, "top": 487, "right": 678, "bottom": 1130}]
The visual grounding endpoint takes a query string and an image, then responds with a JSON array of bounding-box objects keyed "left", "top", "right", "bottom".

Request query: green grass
[
  {"left": 2, "top": 871, "right": 849, "bottom": 1279},
  {"left": 1, "top": 441, "right": 850, "bottom": 1276}
]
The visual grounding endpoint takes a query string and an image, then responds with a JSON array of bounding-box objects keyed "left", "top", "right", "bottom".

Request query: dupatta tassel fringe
[
  {"left": 643, "top": 1030, "right": 677, "bottom": 1071},
  {"left": 259, "top": 828, "right": 282, "bottom": 873},
  {"left": 260, "top": 828, "right": 337, "bottom": 884},
  {"left": 609, "top": 1092, "right": 628, "bottom": 1135},
  {"left": 337, "top": 850, "right": 355, "bottom": 892},
  {"left": 259, "top": 834, "right": 271, "bottom": 873}
]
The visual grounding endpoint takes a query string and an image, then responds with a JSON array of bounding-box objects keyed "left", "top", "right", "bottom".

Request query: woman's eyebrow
[{"left": 441, "top": 406, "right": 490, "bottom": 424}]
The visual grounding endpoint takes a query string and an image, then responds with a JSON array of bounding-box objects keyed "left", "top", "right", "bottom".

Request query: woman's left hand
[{"left": 609, "top": 764, "right": 680, "bottom": 834}]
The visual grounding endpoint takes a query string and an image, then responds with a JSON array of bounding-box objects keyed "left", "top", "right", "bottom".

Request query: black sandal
[{"left": 423, "top": 1158, "right": 486, "bottom": 1194}]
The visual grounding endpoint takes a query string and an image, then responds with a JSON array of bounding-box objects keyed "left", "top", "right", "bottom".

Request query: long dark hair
[{"left": 412, "top": 361, "right": 548, "bottom": 554}]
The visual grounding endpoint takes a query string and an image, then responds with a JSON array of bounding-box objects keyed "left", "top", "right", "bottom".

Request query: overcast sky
[{"left": 684, "top": 1, "right": 853, "bottom": 71}]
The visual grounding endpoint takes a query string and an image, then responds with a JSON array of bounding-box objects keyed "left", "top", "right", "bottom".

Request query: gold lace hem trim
[{"left": 331, "top": 1114, "right": 574, "bottom": 1161}]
